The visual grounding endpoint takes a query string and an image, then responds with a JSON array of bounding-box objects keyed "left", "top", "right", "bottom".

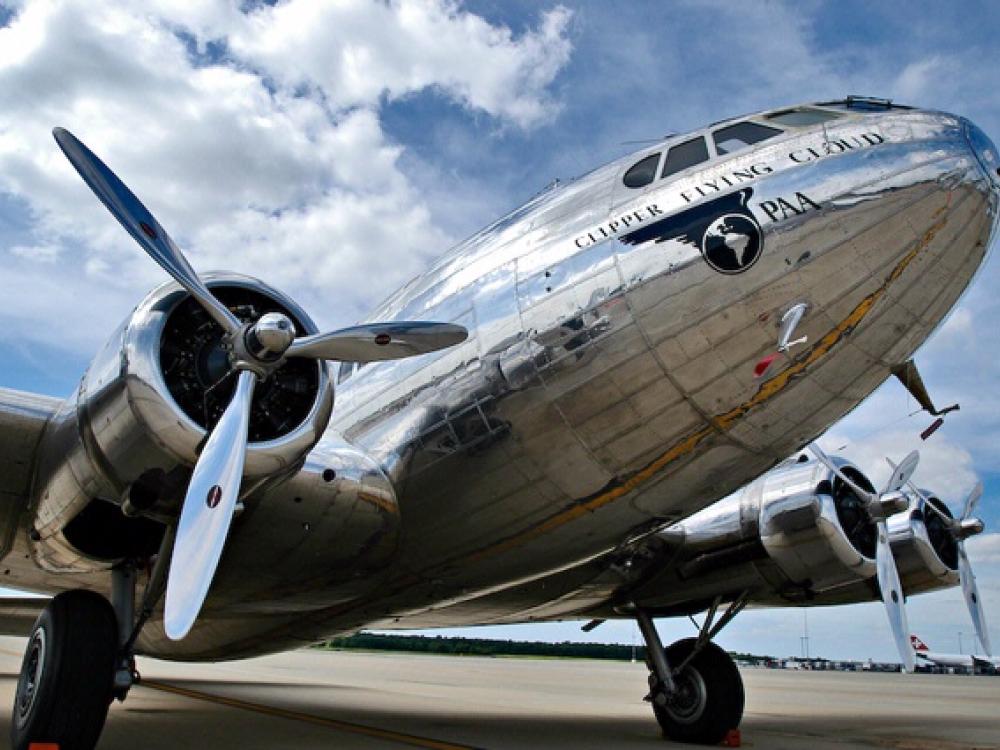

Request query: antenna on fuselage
[{"left": 620, "top": 132, "right": 677, "bottom": 146}]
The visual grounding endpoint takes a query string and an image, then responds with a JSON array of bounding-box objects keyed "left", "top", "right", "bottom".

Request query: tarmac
[{"left": 1, "top": 636, "right": 998, "bottom": 749}]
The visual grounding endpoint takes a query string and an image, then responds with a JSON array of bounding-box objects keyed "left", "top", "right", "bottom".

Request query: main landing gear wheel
[
  {"left": 650, "top": 638, "right": 744, "bottom": 745},
  {"left": 11, "top": 590, "right": 118, "bottom": 750}
]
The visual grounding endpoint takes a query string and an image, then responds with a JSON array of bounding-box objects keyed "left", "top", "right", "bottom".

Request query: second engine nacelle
[
  {"left": 888, "top": 491, "right": 960, "bottom": 594},
  {"left": 627, "top": 455, "right": 880, "bottom": 613}
]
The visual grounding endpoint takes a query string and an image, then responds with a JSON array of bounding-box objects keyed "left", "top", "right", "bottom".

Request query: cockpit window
[
  {"left": 713, "top": 121, "right": 783, "bottom": 155},
  {"left": 766, "top": 108, "right": 841, "bottom": 127},
  {"left": 622, "top": 153, "right": 661, "bottom": 189},
  {"left": 660, "top": 137, "right": 709, "bottom": 179}
]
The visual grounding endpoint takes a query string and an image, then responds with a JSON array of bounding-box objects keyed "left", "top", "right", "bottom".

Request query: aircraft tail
[{"left": 910, "top": 634, "right": 929, "bottom": 652}]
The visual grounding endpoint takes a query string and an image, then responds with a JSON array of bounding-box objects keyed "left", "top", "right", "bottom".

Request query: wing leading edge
[{"left": 0, "top": 387, "right": 61, "bottom": 563}]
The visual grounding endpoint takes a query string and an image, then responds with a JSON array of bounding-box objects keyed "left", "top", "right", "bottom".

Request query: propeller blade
[
  {"left": 52, "top": 127, "right": 241, "bottom": 336},
  {"left": 875, "top": 519, "right": 916, "bottom": 672},
  {"left": 885, "top": 456, "right": 961, "bottom": 528},
  {"left": 164, "top": 370, "right": 256, "bottom": 640},
  {"left": 963, "top": 481, "right": 983, "bottom": 521},
  {"left": 958, "top": 544, "right": 992, "bottom": 656},
  {"left": 807, "top": 443, "right": 876, "bottom": 503},
  {"left": 287, "top": 321, "right": 468, "bottom": 362},
  {"left": 883, "top": 450, "right": 919, "bottom": 494}
]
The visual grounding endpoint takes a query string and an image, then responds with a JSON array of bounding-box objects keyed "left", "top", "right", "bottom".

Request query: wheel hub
[
  {"left": 664, "top": 667, "right": 708, "bottom": 724},
  {"left": 15, "top": 629, "right": 46, "bottom": 726}
]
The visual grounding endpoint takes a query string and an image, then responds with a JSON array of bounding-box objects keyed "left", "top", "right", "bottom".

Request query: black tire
[
  {"left": 11, "top": 589, "right": 118, "bottom": 750},
  {"left": 651, "top": 637, "right": 744, "bottom": 745}
]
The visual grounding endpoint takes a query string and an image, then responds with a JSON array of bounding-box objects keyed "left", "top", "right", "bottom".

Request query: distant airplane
[
  {"left": 911, "top": 635, "right": 1000, "bottom": 671},
  {"left": 2, "top": 95, "right": 999, "bottom": 748}
]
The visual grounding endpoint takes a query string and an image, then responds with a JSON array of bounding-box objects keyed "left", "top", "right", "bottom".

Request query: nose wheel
[{"left": 11, "top": 590, "right": 118, "bottom": 750}]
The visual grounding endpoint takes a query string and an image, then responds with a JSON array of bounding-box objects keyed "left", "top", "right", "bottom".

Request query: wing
[{"left": 0, "top": 387, "right": 61, "bottom": 561}]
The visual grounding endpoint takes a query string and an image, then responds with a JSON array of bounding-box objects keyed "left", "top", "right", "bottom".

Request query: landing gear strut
[
  {"left": 11, "top": 528, "right": 174, "bottom": 750},
  {"left": 635, "top": 595, "right": 748, "bottom": 745}
]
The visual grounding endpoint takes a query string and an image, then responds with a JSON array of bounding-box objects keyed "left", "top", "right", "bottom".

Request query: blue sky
[{"left": 1, "top": 0, "right": 1000, "bottom": 662}]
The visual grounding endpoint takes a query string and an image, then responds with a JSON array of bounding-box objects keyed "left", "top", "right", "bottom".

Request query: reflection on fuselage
[{"left": 144, "top": 105, "right": 1000, "bottom": 659}]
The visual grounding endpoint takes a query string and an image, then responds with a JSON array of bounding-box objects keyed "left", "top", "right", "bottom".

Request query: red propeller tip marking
[
  {"left": 753, "top": 353, "right": 779, "bottom": 378},
  {"left": 374, "top": 333, "right": 391, "bottom": 346},
  {"left": 206, "top": 485, "right": 222, "bottom": 509},
  {"left": 139, "top": 221, "right": 157, "bottom": 240}
]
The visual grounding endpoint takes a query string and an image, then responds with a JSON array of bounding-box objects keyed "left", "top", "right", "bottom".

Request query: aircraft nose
[{"left": 963, "top": 118, "right": 1000, "bottom": 191}]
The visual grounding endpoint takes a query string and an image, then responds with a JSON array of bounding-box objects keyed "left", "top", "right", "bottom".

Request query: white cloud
[
  {"left": 8, "top": 242, "right": 60, "bottom": 263},
  {"left": 817, "top": 428, "right": 979, "bottom": 509},
  {"left": 222, "top": 0, "right": 573, "bottom": 129},
  {"left": 0, "top": 0, "right": 573, "bottom": 351},
  {"left": 894, "top": 56, "right": 951, "bottom": 102},
  {"left": 968, "top": 533, "right": 1000, "bottom": 565}
]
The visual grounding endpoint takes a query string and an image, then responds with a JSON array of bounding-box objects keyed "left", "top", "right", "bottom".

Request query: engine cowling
[
  {"left": 30, "top": 274, "right": 334, "bottom": 571},
  {"left": 756, "top": 458, "right": 878, "bottom": 592},
  {"left": 888, "top": 491, "right": 960, "bottom": 594},
  {"left": 626, "top": 456, "right": 879, "bottom": 612}
]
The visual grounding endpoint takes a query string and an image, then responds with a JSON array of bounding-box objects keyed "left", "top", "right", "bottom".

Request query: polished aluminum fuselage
[{"left": 4, "top": 105, "right": 998, "bottom": 659}]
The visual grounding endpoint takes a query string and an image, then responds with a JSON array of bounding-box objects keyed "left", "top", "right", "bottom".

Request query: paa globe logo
[
  {"left": 620, "top": 188, "right": 763, "bottom": 275},
  {"left": 701, "top": 211, "right": 762, "bottom": 274}
]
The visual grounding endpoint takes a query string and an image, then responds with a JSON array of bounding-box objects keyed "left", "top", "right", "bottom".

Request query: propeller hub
[
  {"left": 957, "top": 517, "right": 985, "bottom": 540},
  {"left": 867, "top": 490, "right": 908, "bottom": 520},
  {"left": 244, "top": 312, "right": 297, "bottom": 362}
]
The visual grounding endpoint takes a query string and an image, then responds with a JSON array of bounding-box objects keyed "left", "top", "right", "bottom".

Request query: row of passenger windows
[{"left": 622, "top": 107, "right": 841, "bottom": 189}]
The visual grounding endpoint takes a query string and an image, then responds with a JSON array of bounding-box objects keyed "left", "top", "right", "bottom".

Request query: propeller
[
  {"left": 887, "top": 461, "right": 990, "bottom": 657},
  {"left": 54, "top": 127, "right": 468, "bottom": 640},
  {"left": 809, "top": 443, "right": 918, "bottom": 671}
]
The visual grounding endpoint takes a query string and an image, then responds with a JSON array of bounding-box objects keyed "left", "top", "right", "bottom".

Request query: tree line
[{"left": 314, "top": 632, "right": 770, "bottom": 664}]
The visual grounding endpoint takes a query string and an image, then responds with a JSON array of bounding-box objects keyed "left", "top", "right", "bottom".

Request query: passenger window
[
  {"left": 660, "top": 137, "right": 709, "bottom": 179},
  {"left": 622, "top": 153, "right": 660, "bottom": 189},
  {"left": 713, "top": 122, "right": 783, "bottom": 155},
  {"left": 766, "top": 108, "right": 841, "bottom": 127}
]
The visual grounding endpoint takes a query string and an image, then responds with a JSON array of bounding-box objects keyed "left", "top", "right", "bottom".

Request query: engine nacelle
[
  {"left": 627, "top": 456, "right": 879, "bottom": 613},
  {"left": 757, "top": 459, "right": 876, "bottom": 592},
  {"left": 30, "top": 274, "right": 334, "bottom": 571},
  {"left": 888, "top": 492, "right": 960, "bottom": 595}
]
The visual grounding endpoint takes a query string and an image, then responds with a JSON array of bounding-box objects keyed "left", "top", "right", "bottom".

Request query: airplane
[
  {"left": 911, "top": 636, "right": 1000, "bottom": 672},
  {"left": 1, "top": 94, "right": 998, "bottom": 749}
]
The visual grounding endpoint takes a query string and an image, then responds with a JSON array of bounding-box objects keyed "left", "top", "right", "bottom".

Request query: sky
[{"left": 1, "top": 0, "right": 999, "bottom": 663}]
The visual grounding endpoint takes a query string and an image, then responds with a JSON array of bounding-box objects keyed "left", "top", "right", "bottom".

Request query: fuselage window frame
[
  {"left": 765, "top": 108, "right": 842, "bottom": 128},
  {"left": 712, "top": 121, "right": 784, "bottom": 156},
  {"left": 660, "top": 136, "right": 710, "bottom": 180},
  {"left": 622, "top": 152, "right": 662, "bottom": 189}
]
